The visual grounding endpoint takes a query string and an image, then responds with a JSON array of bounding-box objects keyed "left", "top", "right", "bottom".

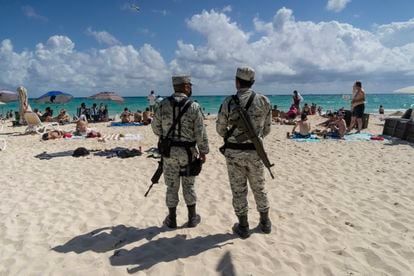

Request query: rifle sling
[
  {"left": 164, "top": 99, "right": 192, "bottom": 139},
  {"left": 225, "top": 92, "right": 255, "bottom": 139}
]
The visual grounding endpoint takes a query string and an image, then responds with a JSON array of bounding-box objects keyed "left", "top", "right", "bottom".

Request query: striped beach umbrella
[
  {"left": 394, "top": 86, "right": 414, "bottom": 94},
  {"left": 89, "top": 92, "right": 124, "bottom": 103},
  {"left": 0, "top": 90, "right": 18, "bottom": 103}
]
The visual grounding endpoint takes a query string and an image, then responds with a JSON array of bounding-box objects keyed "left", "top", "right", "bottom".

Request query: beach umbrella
[
  {"left": 393, "top": 86, "right": 414, "bottom": 94},
  {"left": 89, "top": 91, "right": 124, "bottom": 103},
  {"left": 0, "top": 90, "right": 18, "bottom": 103},
  {"left": 35, "top": 91, "right": 73, "bottom": 104}
]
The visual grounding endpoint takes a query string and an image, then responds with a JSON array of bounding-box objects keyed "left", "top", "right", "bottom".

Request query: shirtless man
[
  {"left": 333, "top": 112, "right": 347, "bottom": 139},
  {"left": 120, "top": 108, "right": 132, "bottom": 123},
  {"left": 142, "top": 107, "right": 153, "bottom": 125},
  {"left": 288, "top": 113, "right": 311, "bottom": 138},
  {"left": 347, "top": 81, "right": 365, "bottom": 133}
]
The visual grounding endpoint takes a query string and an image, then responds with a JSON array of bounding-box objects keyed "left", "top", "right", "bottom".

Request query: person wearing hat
[
  {"left": 216, "top": 66, "right": 272, "bottom": 239},
  {"left": 151, "top": 75, "right": 209, "bottom": 229},
  {"left": 56, "top": 108, "right": 70, "bottom": 124}
]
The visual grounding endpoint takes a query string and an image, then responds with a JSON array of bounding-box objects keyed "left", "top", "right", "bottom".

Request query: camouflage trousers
[
  {"left": 163, "top": 147, "right": 197, "bottom": 208},
  {"left": 225, "top": 150, "right": 269, "bottom": 216}
]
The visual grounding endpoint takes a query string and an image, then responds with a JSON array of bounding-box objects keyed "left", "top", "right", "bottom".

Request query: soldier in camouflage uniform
[
  {"left": 151, "top": 75, "right": 209, "bottom": 229},
  {"left": 216, "top": 66, "right": 272, "bottom": 239}
]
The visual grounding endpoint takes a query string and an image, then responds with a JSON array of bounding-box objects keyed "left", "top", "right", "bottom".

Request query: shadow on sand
[
  {"left": 109, "top": 233, "right": 236, "bottom": 273},
  {"left": 52, "top": 225, "right": 165, "bottom": 254}
]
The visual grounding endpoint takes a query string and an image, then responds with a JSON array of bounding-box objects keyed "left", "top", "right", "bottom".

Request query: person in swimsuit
[
  {"left": 42, "top": 130, "right": 70, "bottom": 140},
  {"left": 288, "top": 113, "right": 311, "bottom": 138},
  {"left": 347, "top": 81, "right": 365, "bottom": 133},
  {"left": 292, "top": 90, "right": 302, "bottom": 113}
]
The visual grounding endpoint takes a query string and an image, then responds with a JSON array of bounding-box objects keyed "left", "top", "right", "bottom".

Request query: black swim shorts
[{"left": 352, "top": 104, "right": 365, "bottom": 118}]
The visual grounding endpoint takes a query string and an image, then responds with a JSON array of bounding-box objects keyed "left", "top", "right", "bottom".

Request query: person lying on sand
[
  {"left": 42, "top": 130, "right": 71, "bottom": 140},
  {"left": 73, "top": 120, "right": 101, "bottom": 137}
]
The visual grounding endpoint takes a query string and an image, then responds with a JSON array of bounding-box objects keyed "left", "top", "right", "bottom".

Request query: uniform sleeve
[
  {"left": 193, "top": 104, "right": 209, "bottom": 154},
  {"left": 263, "top": 97, "right": 272, "bottom": 137},
  {"left": 216, "top": 100, "right": 229, "bottom": 138},
  {"left": 151, "top": 102, "right": 163, "bottom": 137}
]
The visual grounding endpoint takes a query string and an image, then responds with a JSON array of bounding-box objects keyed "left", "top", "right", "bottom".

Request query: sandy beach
[{"left": 1, "top": 115, "right": 414, "bottom": 275}]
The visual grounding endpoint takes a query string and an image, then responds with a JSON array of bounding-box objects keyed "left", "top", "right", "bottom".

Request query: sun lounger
[
  {"left": 393, "top": 119, "right": 410, "bottom": 140},
  {"left": 405, "top": 120, "right": 414, "bottom": 143},
  {"left": 24, "top": 111, "right": 59, "bottom": 134}
]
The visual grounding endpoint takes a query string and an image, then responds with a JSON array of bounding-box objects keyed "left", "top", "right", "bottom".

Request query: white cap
[
  {"left": 236, "top": 66, "right": 255, "bottom": 81},
  {"left": 172, "top": 75, "right": 192, "bottom": 85}
]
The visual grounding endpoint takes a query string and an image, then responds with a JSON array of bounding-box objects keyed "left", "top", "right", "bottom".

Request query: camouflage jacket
[
  {"left": 216, "top": 88, "right": 271, "bottom": 143},
  {"left": 151, "top": 92, "right": 209, "bottom": 154}
]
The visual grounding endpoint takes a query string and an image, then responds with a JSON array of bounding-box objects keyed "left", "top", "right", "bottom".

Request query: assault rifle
[
  {"left": 144, "top": 159, "right": 163, "bottom": 197},
  {"left": 232, "top": 95, "right": 275, "bottom": 179}
]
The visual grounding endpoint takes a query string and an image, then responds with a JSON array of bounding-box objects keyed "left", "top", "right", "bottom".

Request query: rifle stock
[{"left": 144, "top": 160, "right": 163, "bottom": 197}]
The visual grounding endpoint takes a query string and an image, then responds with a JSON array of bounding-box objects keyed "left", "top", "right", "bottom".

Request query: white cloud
[
  {"left": 2, "top": 8, "right": 414, "bottom": 95},
  {"left": 222, "top": 5, "right": 232, "bottom": 13},
  {"left": 0, "top": 36, "right": 170, "bottom": 96},
  {"left": 85, "top": 27, "right": 121, "bottom": 46},
  {"left": 171, "top": 8, "right": 414, "bottom": 93},
  {"left": 375, "top": 19, "right": 414, "bottom": 47},
  {"left": 326, "top": 0, "right": 351, "bottom": 12},
  {"left": 22, "top": 5, "right": 48, "bottom": 21}
]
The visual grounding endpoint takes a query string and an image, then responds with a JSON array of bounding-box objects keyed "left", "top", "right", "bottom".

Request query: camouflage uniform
[
  {"left": 152, "top": 92, "right": 209, "bottom": 208},
  {"left": 216, "top": 88, "right": 272, "bottom": 216}
]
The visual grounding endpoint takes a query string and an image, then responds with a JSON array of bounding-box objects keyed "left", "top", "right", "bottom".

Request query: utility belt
[
  {"left": 158, "top": 138, "right": 202, "bottom": 177},
  {"left": 219, "top": 141, "right": 255, "bottom": 154},
  {"left": 158, "top": 138, "right": 196, "bottom": 157},
  {"left": 171, "top": 141, "right": 196, "bottom": 148}
]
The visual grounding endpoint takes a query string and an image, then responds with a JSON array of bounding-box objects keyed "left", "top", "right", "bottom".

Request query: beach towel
[
  {"left": 122, "top": 134, "right": 141, "bottom": 141},
  {"left": 99, "top": 133, "right": 142, "bottom": 141},
  {"left": 292, "top": 134, "right": 320, "bottom": 142},
  {"left": 344, "top": 133, "right": 372, "bottom": 142},
  {"left": 109, "top": 122, "right": 144, "bottom": 127},
  {"left": 101, "top": 133, "right": 121, "bottom": 140}
]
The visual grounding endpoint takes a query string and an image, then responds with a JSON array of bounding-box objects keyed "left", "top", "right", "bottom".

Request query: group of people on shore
[
  {"left": 77, "top": 102, "right": 109, "bottom": 122},
  {"left": 283, "top": 81, "right": 367, "bottom": 139},
  {"left": 120, "top": 107, "right": 153, "bottom": 125}
]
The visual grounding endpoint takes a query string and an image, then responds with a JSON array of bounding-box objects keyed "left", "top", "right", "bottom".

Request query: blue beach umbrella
[
  {"left": 35, "top": 91, "right": 73, "bottom": 104},
  {"left": 0, "top": 90, "right": 18, "bottom": 103}
]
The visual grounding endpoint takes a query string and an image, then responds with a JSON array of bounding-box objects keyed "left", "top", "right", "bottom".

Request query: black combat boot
[
  {"left": 187, "top": 204, "right": 201, "bottom": 228},
  {"left": 163, "top": 207, "right": 177, "bottom": 229},
  {"left": 259, "top": 210, "right": 272, "bottom": 234},
  {"left": 232, "top": 215, "right": 250, "bottom": 239}
]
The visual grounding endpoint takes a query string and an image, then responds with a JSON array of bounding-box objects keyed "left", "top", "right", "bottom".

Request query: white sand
[{"left": 0, "top": 116, "right": 413, "bottom": 275}]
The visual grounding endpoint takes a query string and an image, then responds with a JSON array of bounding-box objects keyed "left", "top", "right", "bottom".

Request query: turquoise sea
[{"left": 1, "top": 94, "right": 413, "bottom": 117}]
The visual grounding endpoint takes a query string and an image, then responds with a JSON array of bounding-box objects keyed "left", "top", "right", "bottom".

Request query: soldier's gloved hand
[{"left": 199, "top": 153, "right": 206, "bottom": 163}]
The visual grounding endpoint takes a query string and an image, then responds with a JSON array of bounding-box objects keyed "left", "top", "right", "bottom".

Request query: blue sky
[{"left": 1, "top": 0, "right": 414, "bottom": 96}]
